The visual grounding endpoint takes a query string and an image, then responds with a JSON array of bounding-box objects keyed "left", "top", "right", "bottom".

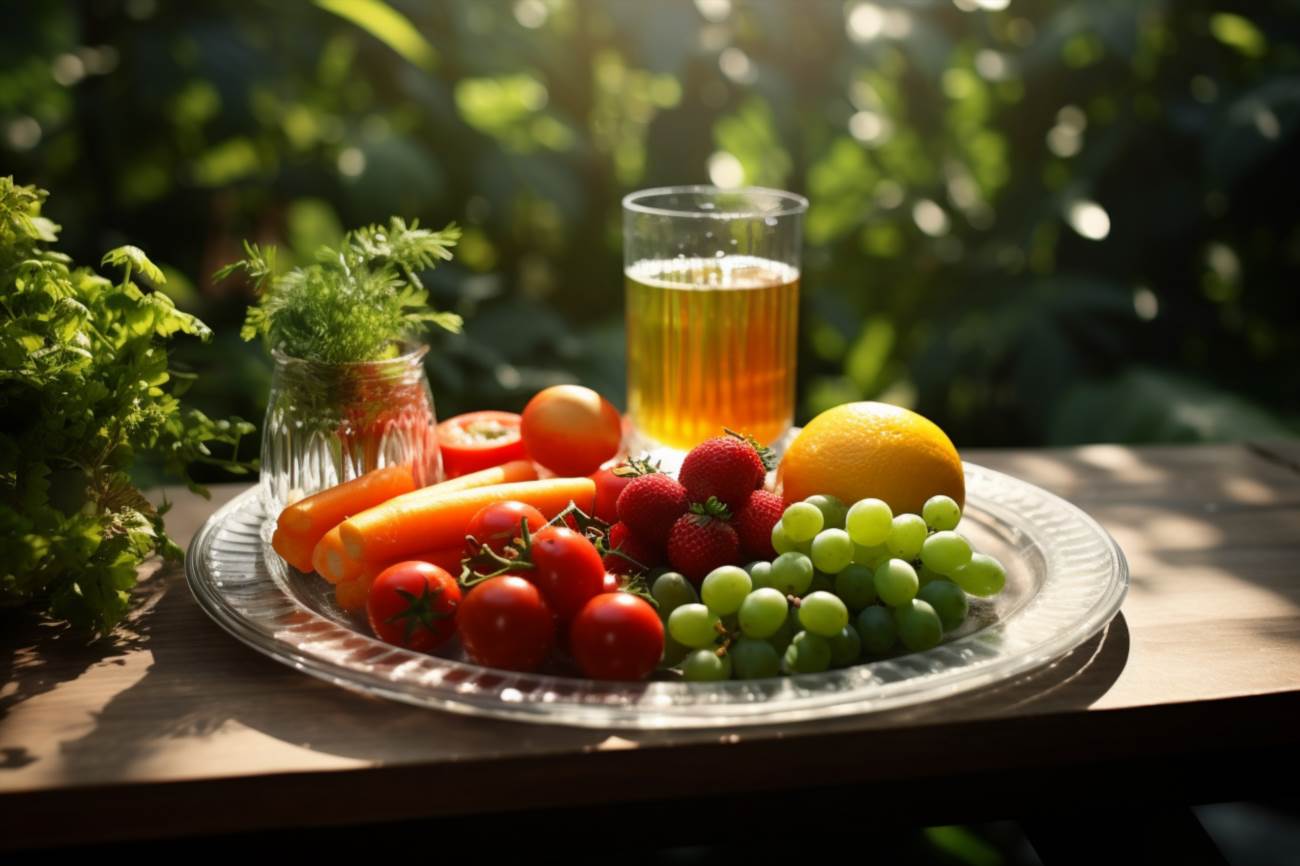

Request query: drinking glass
[{"left": 623, "top": 185, "right": 807, "bottom": 452}]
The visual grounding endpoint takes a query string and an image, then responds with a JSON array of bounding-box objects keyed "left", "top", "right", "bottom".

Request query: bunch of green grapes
[{"left": 650, "top": 493, "right": 1008, "bottom": 682}]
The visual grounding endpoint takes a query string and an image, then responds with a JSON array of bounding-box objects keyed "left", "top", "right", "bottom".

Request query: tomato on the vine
[
  {"left": 458, "top": 576, "right": 555, "bottom": 672},
  {"left": 464, "top": 500, "right": 547, "bottom": 555},
  {"left": 569, "top": 593, "right": 664, "bottom": 681},
  {"left": 366, "top": 561, "right": 461, "bottom": 652},
  {"left": 435, "top": 411, "right": 526, "bottom": 478},
  {"left": 525, "top": 526, "right": 606, "bottom": 623}
]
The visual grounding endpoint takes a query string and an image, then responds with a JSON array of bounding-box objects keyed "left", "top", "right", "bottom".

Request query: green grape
[
  {"left": 731, "top": 637, "right": 781, "bottom": 679},
  {"left": 771, "top": 522, "right": 809, "bottom": 556},
  {"left": 781, "top": 502, "right": 825, "bottom": 542},
  {"left": 886, "top": 514, "right": 928, "bottom": 560},
  {"left": 845, "top": 498, "right": 893, "bottom": 546},
  {"left": 857, "top": 605, "right": 896, "bottom": 655},
  {"left": 917, "top": 579, "right": 969, "bottom": 631},
  {"left": 746, "top": 561, "right": 773, "bottom": 589},
  {"left": 683, "top": 648, "right": 732, "bottom": 681},
  {"left": 651, "top": 572, "right": 699, "bottom": 619},
  {"left": 782, "top": 631, "right": 831, "bottom": 674},
  {"left": 952, "top": 553, "right": 1007, "bottom": 597},
  {"left": 827, "top": 624, "right": 862, "bottom": 668},
  {"left": 668, "top": 604, "right": 721, "bottom": 649},
  {"left": 922, "top": 495, "right": 962, "bottom": 531},
  {"left": 767, "top": 614, "right": 797, "bottom": 654},
  {"left": 874, "top": 558, "right": 919, "bottom": 607},
  {"left": 893, "top": 599, "right": 943, "bottom": 651},
  {"left": 659, "top": 632, "right": 690, "bottom": 669},
  {"left": 738, "top": 587, "right": 789, "bottom": 638},
  {"left": 920, "top": 531, "right": 972, "bottom": 575},
  {"left": 853, "top": 543, "right": 891, "bottom": 567},
  {"left": 810, "top": 528, "right": 854, "bottom": 574},
  {"left": 803, "top": 494, "right": 847, "bottom": 530},
  {"left": 834, "top": 563, "right": 876, "bottom": 611},
  {"left": 769, "top": 552, "right": 814, "bottom": 596},
  {"left": 700, "top": 565, "right": 752, "bottom": 615},
  {"left": 798, "top": 591, "right": 850, "bottom": 637}
]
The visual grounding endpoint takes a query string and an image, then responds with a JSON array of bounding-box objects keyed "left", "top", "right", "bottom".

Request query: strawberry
[
  {"left": 616, "top": 472, "right": 689, "bottom": 545},
  {"left": 678, "top": 430, "right": 774, "bottom": 512},
  {"left": 603, "top": 521, "right": 661, "bottom": 575},
  {"left": 734, "top": 489, "right": 783, "bottom": 561},
  {"left": 666, "top": 499, "right": 740, "bottom": 585}
]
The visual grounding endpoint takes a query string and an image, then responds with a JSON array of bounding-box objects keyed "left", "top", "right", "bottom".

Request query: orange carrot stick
[
  {"left": 419, "top": 459, "right": 538, "bottom": 495},
  {"left": 335, "top": 574, "right": 374, "bottom": 612},
  {"left": 311, "top": 525, "right": 364, "bottom": 584},
  {"left": 277, "top": 464, "right": 417, "bottom": 539},
  {"left": 340, "top": 477, "right": 595, "bottom": 563},
  {"left": 271, "top": 525, "right": 316, "bottom": 573}
]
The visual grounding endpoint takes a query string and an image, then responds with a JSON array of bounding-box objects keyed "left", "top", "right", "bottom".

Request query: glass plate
[{"left": 185, "top": 463, "right": 1128, "bottom": 729}]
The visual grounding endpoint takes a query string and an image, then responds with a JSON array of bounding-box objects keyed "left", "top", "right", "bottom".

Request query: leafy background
[{"left": 3, "top": 0, "right": 1298, "bottom": 485}]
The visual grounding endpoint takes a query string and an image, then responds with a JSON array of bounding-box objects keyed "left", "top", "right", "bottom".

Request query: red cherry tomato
[
  {"left": 464, "top": 500, "right": 548, "bottom": 555},
  {"left": 366, "top": 561, "right": 461, "bottom": 652},
  {"left": 591, "top": 464, "right": 635, "bottom": 524},
  {"left": 602, "top": 572, "right": 621, "bottom": 594},
  {"left": 521, "top": 385, "right": 622, "bottom": 477},
  {"left": 526, "top": 526, "right": 606, "bottom": 623},
  {"left": 458, "top": 576, "right": 555, "bottom": 672},
  {"left": 570, "top": 593, "right": 664, "bottom": 681},
  {"left": 436, "top": 411, "right": 526, "bottom": 478}
]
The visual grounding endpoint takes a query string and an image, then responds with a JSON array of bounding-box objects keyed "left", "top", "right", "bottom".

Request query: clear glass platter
[{"left": 185, "top": 462, "right": 1128, "bottom": 729}]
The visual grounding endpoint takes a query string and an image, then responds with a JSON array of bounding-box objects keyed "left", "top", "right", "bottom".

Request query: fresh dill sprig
[{"left": 219, "top": 216, "right": 462, "bottom": 363}]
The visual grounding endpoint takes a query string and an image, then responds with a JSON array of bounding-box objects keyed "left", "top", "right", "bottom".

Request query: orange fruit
[{"left": 778, "top": 401, "right": 964, "bottom": 515}]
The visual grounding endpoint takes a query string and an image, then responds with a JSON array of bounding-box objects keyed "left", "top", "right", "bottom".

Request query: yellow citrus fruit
[{"left": 778, "top": 401, "right": 964, "bottom": 515}]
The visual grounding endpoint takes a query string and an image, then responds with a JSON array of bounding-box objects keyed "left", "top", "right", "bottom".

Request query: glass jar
[{"left": 259, "top": 345, "right": 441, "bottom": 514}]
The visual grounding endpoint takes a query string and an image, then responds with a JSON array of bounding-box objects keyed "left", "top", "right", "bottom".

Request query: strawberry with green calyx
[
  {"left": 734, "top": 489, "right": 784, "bottom": 560},
  {"left": 666, "top": 497, "right": 741, "bottom": 586},
  {"left": 679, "top": 430, "right": 773, "bottom": 512},
  {"left": 616, "top": 472, "right": 689, "bottom": 545},
  {"left": 592, "top": 455, "right": 660, "bottom": 524}
]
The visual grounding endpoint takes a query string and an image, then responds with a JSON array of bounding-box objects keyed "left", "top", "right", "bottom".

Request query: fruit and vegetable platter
[{"left": 187, "top": 384, "right": 1129, "bottom": 727}]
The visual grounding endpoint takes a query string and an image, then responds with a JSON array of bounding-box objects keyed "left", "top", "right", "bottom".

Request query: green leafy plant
[
  {"left": 0, "top": 177, "right": 254, "bottom": 634},
  {"left": 220, "top": 217, "right": 463, "bottom": 363}
]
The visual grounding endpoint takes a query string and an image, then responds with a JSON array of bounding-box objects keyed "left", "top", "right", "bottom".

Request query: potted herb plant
[{"left": 216, "top": 218, "right": 461, "bottom": 512}]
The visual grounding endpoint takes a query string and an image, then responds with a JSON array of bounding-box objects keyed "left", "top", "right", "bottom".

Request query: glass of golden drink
[{"left": 623, "top": 185, "right": 808, "bottom": 453}]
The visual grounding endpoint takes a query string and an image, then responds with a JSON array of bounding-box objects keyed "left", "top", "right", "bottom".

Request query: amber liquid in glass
[{"left": 625, "top": 256, "right": 799, "bottom": 450}]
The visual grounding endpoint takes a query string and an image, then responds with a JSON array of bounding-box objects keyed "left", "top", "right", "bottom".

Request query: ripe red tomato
[
  {"left": 526, "top": 526, "right": 606, "bottom": 623},
  {"left": 591, "top": 464, "right": 634, "bottom": 524},
  {"left": 602, "top": 572, "right": 621, "bottom": 594},
  {"left": 464, "top": 500, "right": 548, "bottom": 554},
  {"left": 436, "top": 411, "right": 525, "bottom": 478},
  {"left": 569, "top": 593, "right": 664, "bottom": 681},
  {"left": 520, "top": 385, "right": 622, "bottom": 477},
  {"left": 366, "top": 561, "right": 461, "bottom": 652},
  {"left": 458, "top": 576, "right": 555, "bottom": 672}
]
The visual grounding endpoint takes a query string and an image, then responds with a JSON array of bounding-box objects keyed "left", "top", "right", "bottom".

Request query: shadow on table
[{"left": 21, "top": 560, "right": 1132, "bottom": 783}]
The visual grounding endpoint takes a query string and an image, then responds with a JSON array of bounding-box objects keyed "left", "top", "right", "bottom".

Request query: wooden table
[{"left": 3, "top": 443, "right": 1299, "bottom": 851}]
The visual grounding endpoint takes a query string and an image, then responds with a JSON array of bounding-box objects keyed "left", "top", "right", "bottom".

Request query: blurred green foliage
[{"left": 2, "top": 0, "right": 1297, "bottom": 477}]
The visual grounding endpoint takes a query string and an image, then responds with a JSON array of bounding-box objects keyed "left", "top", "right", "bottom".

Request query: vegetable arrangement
[
  {"left": 0, "top": 179, "right": 252, "bottom": 633},
  {"left": 275, "top": 385, "right": 1007, "bottom": 684}
]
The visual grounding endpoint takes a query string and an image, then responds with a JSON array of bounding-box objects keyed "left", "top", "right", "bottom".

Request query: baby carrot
[
  {"left": 311, "top": 525, "right": 363, "bottom": 584},
  {"left": 334, "top": 573, "right": 374, "bottom": 612},
  {"left": 271, "top": 525, "right": 316, "bottom": 573},
  {"left": 277, "top": 463, "right": 417, "bottom": 540},
  {"left": 340, "top": 477, "right": 596, "bottom": 563}
]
